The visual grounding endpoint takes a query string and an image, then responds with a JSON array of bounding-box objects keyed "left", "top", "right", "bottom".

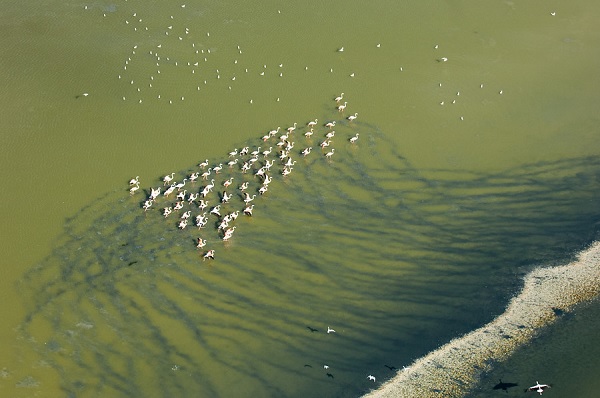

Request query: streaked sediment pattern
[{"left": 16, "top": 121, "right": 600, "bottom": 397}]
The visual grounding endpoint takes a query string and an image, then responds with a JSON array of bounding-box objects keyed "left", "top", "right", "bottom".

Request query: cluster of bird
[{"left": 129, "top": 94, "right": 359, "bottom": 261}]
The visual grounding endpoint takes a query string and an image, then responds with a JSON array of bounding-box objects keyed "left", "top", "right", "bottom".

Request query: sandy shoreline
[{"left": 363, "top": 241, "right": 600, "bottom": 398}]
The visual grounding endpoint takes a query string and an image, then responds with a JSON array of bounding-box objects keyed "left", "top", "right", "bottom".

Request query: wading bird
[
  {"left": 203, "top": 249, "right": 215, "bottom": 260},
  {"left": 163, "top": 172, "right": 175, "bottom": 185}
]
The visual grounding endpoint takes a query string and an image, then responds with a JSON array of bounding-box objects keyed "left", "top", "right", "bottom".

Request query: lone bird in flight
[
  {"left": 327, "top": 326, "right": 336, "bottom": 334},
  {"left": 367, "top": 375, "right": 376, "bottom": 382},
  {"left": 525, "top": 381, "right": 551, "bottom": 395}
]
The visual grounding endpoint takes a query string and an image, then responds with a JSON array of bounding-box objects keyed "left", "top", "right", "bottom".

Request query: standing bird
[
  {"left": 349, "top": 133, "right": 360, "bottom": 144},
  {"left": 199, "top": 159, "right": 209, "bottom": 169},
  {"left": 287, "top": 122, "right": 298, "bottom": 134},
  {"left": 129, "top": 183, "right": 140, "bottom": 196},
  {"left": 302, "top": 147, "right": 312, "bottom": 157},
  {"left": 347, "top": 112, "right": 358, "bottom": 121},
  {"left": 325, "top": 148, "right": 335, "bottom": 160},
  {"left": 243, "top": 193, "right": 256, "bottom": 204},
  {"left": 163, "top": 172, "right": 175, "bottom": 185},
  {"left": 223, "top": 177, "right": 234, "bottom": 188},
  {"left": 307, "top": 119, "right": 318, "bottom": 128},
  {"left": 149, "top": 187, "right": 161, "bottom": 200},
  {"left": 325, "top": 121, "right": 336, "bottom": 129},
  {"left": 243, "top": 205, "right": 254, "bottom": 216},
  {"left": 337, "top": 101, "right": 347, "bottom": 112},
  {"left": 196, "top": 238, "right": 207, "bottom": 248},
  {"left": 334, "top": 93, "right": 344, "bottom": 102},
  {"left": 129, "top": 176, "right": 139, "bottom": 185},
  {"left": 203, "top": 249, "right": 215, "bottom": 260}
]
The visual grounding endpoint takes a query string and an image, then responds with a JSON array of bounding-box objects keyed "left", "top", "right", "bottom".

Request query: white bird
[
  {"left": 526, "top": 382, "right": 551, "bottom": 395},
  {"left": 176, "top": 190, "right": 187, "bottom": 200},
  {"left": 262, "top": 147, "right": 273, "bottom": 158},
  {"left": 201, "top": 169, "right": 211, "bottom": 180},
  {"left": 228, "top": 158, "right": 239, "bottom": 168},
  {"left": 149, "top": 187, "right": 161, "bottom": 200},
  {"left": 173, "top": 201, "right": 184, "bottom": 211},
  {"left": 178, "top": 219, "right": 188, "bottom": 229},
  {"left": 213, "top": 163, "right": 223, "bottom": 174},
  {"left": 327, "top": 327, "right": 336, "bottom": 334},
  {"left": 302, "top": 147, "right": 312, "bottom": 157},
  {"left": 263, "top": 174, "right": 272, "bottom": 185},
  {"left": 222, "top": 191, "right": 232, "bottom": 203},
  {"left": 142, "top": 199, "right": 153, "bottom": 211},
  {"left": 188, "top": 192, "right": 199, "bottom": 203},
  {"left": 325, "top": 121, "right": 336, "bottom": 129},
  {"left": 198, "top": 200, "right": 208, "bottom": 211},
  {"left": 334, "top": 93, "right": 344, "bottom": 102},
  {"left": 304, "top": 129, "right": 314, "bottom": 138},
  {"left": 325, "top": 131, "right": 335, "bottom": 139},
  {"left": 196, "top": 238, "right": 206, "bottom": 248},
  {"left": 367, "top": 375, "right": 376, "bottom": 382},
  {"left": 210, "top": 205, "right": 221, "bottom": 217},
  {"left": 337, "top": 101, "right": 347, "bottom": 112},
  {"left": 228, "top": 148, "right": 238, "bottom": 157},
  {"left": 281, "top": 167, "right": 292, "bottom": 176},
  {"left": 129, "top": 183, "right": 140, "bottom": 195},
  {"left": 320, "top": 140, "right": 331, "bottom": 148},
  {"left": 203, "top": 249, "right": 215, "bottom": 260},
  {"left": 349, "top": 133, "right": 360, "bottom": 144},
  {"left": 287, "top": 122, "right": 298, "bottom": 133},
  {"left": 199, "top": 159, "right": 209, "bottom": 169},
  {"left": 175, "top": 179, "right": 188, "bottom": 191},
  {"left": 181, "top": 210, "right": 191, "bottom": 220},
  {"left": 163, "top": 207, "right": 172, "bottom": 218},
  {"left": 205, "top": 179, "right": 215, "bottom": 192},
  {"left": 243, "top": 193, "right": 256, "bottom": 204},
  {"left": 347, "top": 112, "right": 358, "bottom": 121},
  {"left": 325, "top": 149, "right": 335, "bottom": 160},
  {"left": 240, "top": 146, "right": 250, "bottom": 155},
  {"left": 163, "top": 172, "right": 175, "bottom": 185},
  {"left": 223, "top": 177, "right": 234, "bottom": 188},
  {"left": 323, "top": 365, "right": 329, "bottom": 369},
  {"left": 307, "top": 119, "right": 318, "bottom": 128},
  {"left": 243, "top": 205, "right": 254, "bottom": 216},
  {"left": 258, "top": 186, "right": 268, "bottom": 195},
  {"left": 129, "top": 176, "right": 139, "bottom": 185},
  {"left": 239, "top": 182, "right": 249, "bottom": 191},
  {"left": 189, "top": 172, "right": 199, "bottom": 183}
]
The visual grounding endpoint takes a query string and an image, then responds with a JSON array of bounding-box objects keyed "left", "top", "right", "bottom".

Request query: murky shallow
[
  {"left": 2, "top": 1, "right": 600, "bottom": 397},
  {"left": 16, "top": 121, "right": 600, "bottom": 397}
]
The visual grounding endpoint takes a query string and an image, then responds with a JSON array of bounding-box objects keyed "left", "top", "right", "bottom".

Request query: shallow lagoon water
[{"left": 1, "top": 0, "right": 600, "bottom": 397}]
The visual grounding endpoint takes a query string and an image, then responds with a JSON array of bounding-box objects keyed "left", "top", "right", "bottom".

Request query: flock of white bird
[{"left": 130, "top": 94, "right": 359, "bottom": 262}]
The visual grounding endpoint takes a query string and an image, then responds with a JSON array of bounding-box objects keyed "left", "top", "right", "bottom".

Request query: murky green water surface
[{"left": 1, "top": 1, "right": 599, "bottom": 397}]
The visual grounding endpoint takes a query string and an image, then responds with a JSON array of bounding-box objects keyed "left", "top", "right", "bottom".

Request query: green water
[{"left": 1, "top": 1, "right": 599, "bottom": 397}]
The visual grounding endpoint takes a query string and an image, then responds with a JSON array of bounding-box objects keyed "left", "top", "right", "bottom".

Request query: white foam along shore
[{"left": 363, "top": 241, "right": 600, "bottom": 398}]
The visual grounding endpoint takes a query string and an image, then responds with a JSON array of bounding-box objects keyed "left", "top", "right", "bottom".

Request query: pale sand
[{"left": 363, "top": 241, "right": 600, "bottom": 398}]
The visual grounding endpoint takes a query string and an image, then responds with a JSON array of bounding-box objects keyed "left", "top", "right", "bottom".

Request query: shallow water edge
[{"left": 363, "top": 241, "right": 600, "bottom": 397}]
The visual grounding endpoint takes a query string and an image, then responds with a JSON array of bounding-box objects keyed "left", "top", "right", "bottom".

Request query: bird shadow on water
[{"left": 15, "top": 121, "right": 600, "bottom": 398}]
